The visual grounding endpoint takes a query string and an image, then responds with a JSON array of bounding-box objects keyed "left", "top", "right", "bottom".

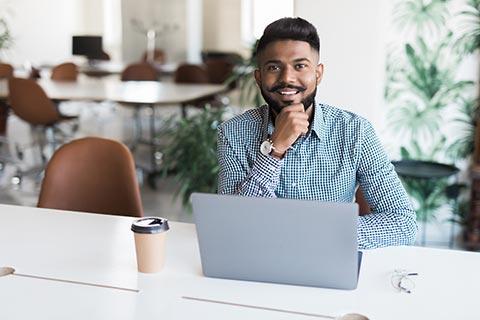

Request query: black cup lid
[{"left": 131, "top": 217, "right": 169, "bottom": 234}]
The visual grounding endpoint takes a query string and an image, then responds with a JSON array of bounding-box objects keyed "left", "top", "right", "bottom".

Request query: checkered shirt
[{"left": 217, "top": 103, "right": 417, "bottom": 249}]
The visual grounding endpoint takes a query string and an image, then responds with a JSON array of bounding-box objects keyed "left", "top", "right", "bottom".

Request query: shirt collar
[{"left": 264, "top": 103, "right": 325, "bottom": 141}]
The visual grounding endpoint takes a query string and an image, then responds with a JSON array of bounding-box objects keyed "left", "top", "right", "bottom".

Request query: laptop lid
[{"left": 192, "top": 193, "right": 360, "bottom": 290}]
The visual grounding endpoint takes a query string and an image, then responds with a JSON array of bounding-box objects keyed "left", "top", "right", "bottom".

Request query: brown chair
[
  {"left": 37, "top": 137, "right": 143, "bottom": 217},
  {"left": 51, "top": 62, "right": 78, "bottom": 81},
  {"left": 355, "top": 187, "right": 371, "bottom": 216},
  {"left": 121, "top": 63, "right": 158, "bottom": 81},
  {"left": 8, "top": 78, "right": 76, "bottom": 126},
  {"left": 205, "top": 59, "right": 234, "bottom": 84},
  {"left": 141, "top": 49, "right": 166, "bottom": 64},
  {"left": 0, "top": 63, "right": 13, "bottom": 79},
  {"left": 174, "top": 64, "right": 209, "bottom": 84},
  {"left": 174, "top": 63, "right": 224, "bottom": 117},
  {"left": 0, "top": 63, "right": 13, "bottom": 135},
  {"left": 7, "top": 78, "right": 78, "bottom": 185}
]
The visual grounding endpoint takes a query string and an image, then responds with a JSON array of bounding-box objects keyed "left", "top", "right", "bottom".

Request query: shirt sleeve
[
  {"left": 217, "top": 125, "right": 282, "bottom": 197},
  {"left": 356, "top": 121, "right": 417, "bottom": 249}
]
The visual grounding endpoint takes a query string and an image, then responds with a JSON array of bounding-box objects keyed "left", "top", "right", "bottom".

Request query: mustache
[{"left": 267, "top": 83, "right": 306, "bottom": 93}]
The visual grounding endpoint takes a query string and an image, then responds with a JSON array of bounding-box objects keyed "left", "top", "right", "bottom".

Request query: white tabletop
[
  {"left": 0, "top": 78, "right": 226, "bottom": 105},
  {"left": 0, "top": 204, "right": 479, "bottom": 320}
]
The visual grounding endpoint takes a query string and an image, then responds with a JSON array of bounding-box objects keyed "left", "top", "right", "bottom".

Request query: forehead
[{"left": 258, "top": 40, "right": 319, "bottom": 64}]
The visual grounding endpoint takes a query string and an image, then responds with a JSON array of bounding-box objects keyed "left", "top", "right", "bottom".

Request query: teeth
[{"left": 279, "top": 91, "right": 298, "bottom": 95}]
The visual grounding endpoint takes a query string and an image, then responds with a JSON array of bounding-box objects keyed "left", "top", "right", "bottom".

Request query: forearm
[
  {"left": 357, "top": 208, "right": 417, "bottom": 249},
  {"left": 217, "top": 126, "right": 282, "bottom": 197},
  {"left": 235, "top": 153, "right": 282, "bottom": 197}
]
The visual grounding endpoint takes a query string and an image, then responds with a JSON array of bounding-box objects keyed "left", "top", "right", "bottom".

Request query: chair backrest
[
  {"left": 8, "top": 78, "right": 60, "bottom": 125},
  {"left": 355, "top": 187, "right": 370, "bottom": 216},
  {"left": 51, "top": 62, "right": 78, "bottom": 81},
  {"left": 0, "top": 63, "right": 13, "bottom": 79},
  {"left": 121, "top": 63, "right": 158, "bottom": 81},
  {"left": 141, "top": 49, "right": 166, "bottom": 64},
  {"left": 174, "top": 63, "right": 209, "bottom": 84},
  {"left": 205, "top": 59, "right": 234, "bottom": 84},
  {"left": 37, "top": 137, "right": 144, "bottom": 217}
]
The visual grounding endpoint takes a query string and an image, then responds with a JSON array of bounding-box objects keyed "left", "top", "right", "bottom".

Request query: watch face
[{"left": 260, "top": 140, "right": 272, "bottom": 155}]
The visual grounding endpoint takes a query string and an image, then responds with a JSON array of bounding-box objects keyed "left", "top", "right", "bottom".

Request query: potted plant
[
  {"left": 0, "top": 17, "right": 11, "bottom": 52},
  {"left": 161, "top": 107, "right": 225, "bottom": 209},
  {"left": 225, "top": 40, "right": 264, "bottom": 108}
]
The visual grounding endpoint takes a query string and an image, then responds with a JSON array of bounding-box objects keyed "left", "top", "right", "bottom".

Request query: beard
[{"left": 259, "top": 84, "right": 317, "bottom": 114}]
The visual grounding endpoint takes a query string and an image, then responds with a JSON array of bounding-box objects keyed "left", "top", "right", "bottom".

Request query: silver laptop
[{"left": 191, "top": 193, "right": 362, "bottom": 290}]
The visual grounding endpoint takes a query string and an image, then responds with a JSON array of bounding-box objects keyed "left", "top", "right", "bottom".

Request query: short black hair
[{"left": 255, "top": 17, "right": 320, "bottom": 59}]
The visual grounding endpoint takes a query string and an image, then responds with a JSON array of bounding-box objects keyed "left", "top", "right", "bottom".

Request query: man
[{"left": 217, "top": 17, "right": 416, "bottom": 249}]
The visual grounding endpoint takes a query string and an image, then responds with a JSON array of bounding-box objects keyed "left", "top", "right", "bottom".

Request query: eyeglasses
[{"left": 391, "top": 269, "right": 418, "bottom": 294}]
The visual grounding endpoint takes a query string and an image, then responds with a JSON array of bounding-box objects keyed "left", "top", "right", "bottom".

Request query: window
[{"left": 242, "top": 0, "right": 294, "bottom": 46}]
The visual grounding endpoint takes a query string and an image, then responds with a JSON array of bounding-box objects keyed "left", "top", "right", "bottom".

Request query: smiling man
[{"left": 217, "top": 17, "right": 417, "bottom": 249}]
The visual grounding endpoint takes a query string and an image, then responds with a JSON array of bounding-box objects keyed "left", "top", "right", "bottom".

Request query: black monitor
[{"left": 72, "top": 36, "right": 103, "bottom": 60}]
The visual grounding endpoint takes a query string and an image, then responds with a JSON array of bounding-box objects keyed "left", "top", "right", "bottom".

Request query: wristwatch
[{"left": 260, "top": 139, "right": 275, "bottom": 156}]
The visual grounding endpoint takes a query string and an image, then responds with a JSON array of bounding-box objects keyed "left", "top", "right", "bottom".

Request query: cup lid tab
[{"left": 131, "top": 217, "right": 169, "bottom": 234}]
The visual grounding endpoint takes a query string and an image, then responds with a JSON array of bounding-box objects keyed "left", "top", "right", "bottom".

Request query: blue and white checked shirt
[{"left": 217, "top": 103, "right": 417, "bottom": 249}]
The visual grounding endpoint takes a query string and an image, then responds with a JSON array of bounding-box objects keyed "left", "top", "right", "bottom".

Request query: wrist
[
  {"left": 260, "top": 138, "right": 286, "bottom": 159},
  {"left": 270, "top": 138, "right": 289, "bottom": 157}
]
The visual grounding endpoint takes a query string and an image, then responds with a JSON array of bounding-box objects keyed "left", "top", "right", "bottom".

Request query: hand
[{"left": 270, "top": 103, "right": 309, "bottom": 155}]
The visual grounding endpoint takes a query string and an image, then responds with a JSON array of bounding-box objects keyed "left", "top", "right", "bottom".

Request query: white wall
[
  {"left": 4, "top": 0, "right": 81, "bottom": 66},
  {"left": 203, "top": 0, "right": 245, "bottom": 55},
  {"left": 120, "top": 0, "right": 202, "bottom": 64},
  {"left": 295, "top": 0, "right": 392, "bottom": 135}
]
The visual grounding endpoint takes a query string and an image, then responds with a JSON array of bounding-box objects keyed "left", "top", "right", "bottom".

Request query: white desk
[{"left": 0, "top": 204, "right": 479, "bottom": 319}]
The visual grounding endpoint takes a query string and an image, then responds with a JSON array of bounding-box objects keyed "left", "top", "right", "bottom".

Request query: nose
[{"left": 279, "top": 65, "right": 295, "bottom": 84}]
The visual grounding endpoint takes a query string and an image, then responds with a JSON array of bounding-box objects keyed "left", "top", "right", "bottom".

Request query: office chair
[
  {"left": 121, "top": 63, "right": 158, "bottom": 81},
  {"left": 0, "top": 63, "right": 13, "bottom": 79},
  {"left": 7, "top": 78, "right": 78, "bottom": 185},
  {"left": 355, "top": 188, "right": 371, "bottom": 216},
  {"left": 0, "top": 63, "right": 13, "bottom": 170},
  {"left": 205, "top": 59, "right": 235, "bottom": 84},
  {"left": 174, "top": 63, "right": 209, "bottom": 84},
  {"left": 51, "top": 62, "right": 78, "bottom": 81},
  {"left": 141, "top": 49, "right": 166, "bottom": 64},
  {"left": 37, "top": 137, "right": 143, "bottom": 217}
]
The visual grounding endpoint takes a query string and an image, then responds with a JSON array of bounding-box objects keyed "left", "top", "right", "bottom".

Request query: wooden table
[{"left": 0, "top": 204, "right": 479, "bottom": 319}]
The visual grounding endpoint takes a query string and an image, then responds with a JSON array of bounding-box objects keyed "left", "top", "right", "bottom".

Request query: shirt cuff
[{"left": 250, "top": 152, "right": 283, "bottom": 185}]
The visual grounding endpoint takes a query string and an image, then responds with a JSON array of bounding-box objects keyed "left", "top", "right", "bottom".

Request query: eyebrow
[{"left": 263, "top": 58, "right": 312, "bottom": 66}]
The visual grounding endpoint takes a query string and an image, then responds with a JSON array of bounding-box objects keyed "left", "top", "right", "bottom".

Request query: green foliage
[
  {"left": 162, "top": 108, "right": 224, "bottom": 209},
  {"left": 387, "top": 36, "right": 473, "bottom": 142},
  {"left": 394, "top": 0, "right": 450, "bottom": 35},
  {"left": 401, "top": 176, "right": 450, "bottom": 222},
  {"left": 225, "top": 40, "right": 264, "bottom": 107},
  {"left": 446, "top": 97, "right": 478, "bottom": 161},
  {"left": 455, "top": 0, "right": 480, "bottom": 54},
  {"left": 0, "top": 18, "right": 11, "bottom": 50},
  {"left": 387, "top": 0, "right": 477, "bottom": 225}
]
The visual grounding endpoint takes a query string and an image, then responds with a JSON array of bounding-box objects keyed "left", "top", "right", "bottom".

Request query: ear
[
  {"left": 315, "top": 63, "right": 324, "bottom": 85},
  {"left": 254, "top": 68, "right": 262, "bottom": 87}
]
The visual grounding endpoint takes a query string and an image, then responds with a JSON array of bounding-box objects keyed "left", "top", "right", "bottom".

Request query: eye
[
  {"left": 295, "top": 63, "right": 307, "bottom": 70},
  {"left": 266, "top": 65, "right": 280, "bottom": 72}
]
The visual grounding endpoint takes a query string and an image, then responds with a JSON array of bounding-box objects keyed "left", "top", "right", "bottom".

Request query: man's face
[{"left": 255, "top": 40, "right": 324, "bottom": 114}]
